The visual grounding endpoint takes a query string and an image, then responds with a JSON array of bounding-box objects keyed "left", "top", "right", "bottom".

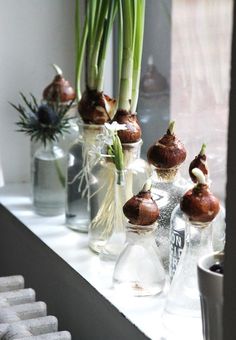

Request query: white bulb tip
[{"left": 192, "top": 168, "right": 206, "bottom": 185}]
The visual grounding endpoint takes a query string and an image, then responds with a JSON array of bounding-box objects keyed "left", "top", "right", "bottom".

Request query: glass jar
[
  {"left": 161, "top": 219, "right": 214, "bottom": 340},
  {"left": 89, "top": 168, "right": 128, "bottom": 258},
  {"left": 65, "top": 123, "right": 104, "bottom": 232},
  {"left": 32, "top": 141, "right": 67, "bottom": 216},
  {"left": 89, "top": 140, "right": 151, "bottom": 254},
  {"left": 150, "top": 169, "right": 189, "bottom": 271},
  {"left": 113, "top": 222, "right": 166, "bottom": 296},
  {"left": 169, "top": 203, "right": 225, "bottom": 280}
]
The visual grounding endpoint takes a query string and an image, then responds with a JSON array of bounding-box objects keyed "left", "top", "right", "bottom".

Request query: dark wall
[
  {"left": 0, "top": 204, "right": 148, "bottom": 340},
  {"left": 224, "top": 2, "right": 236, "bottom": 340}
]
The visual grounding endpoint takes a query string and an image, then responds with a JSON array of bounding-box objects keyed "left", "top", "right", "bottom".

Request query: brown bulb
[
  {"left": 180, "top": 168, "right": 220, "bottom": 223},
  {"left": 43, "top": 74, "right": 76, "bottom": 103},
  {"left": 123, "top": 185, "right": 159, "bottom": 226},
  {"left": 140, "top": 61, "right": 168, "bottom": 95},
  {"left": 112, "top": 110, "right": 142, "bottom": 143},
  {"left": 78, "top": 88, "right": 116, "bottom": 125},
  {"left": 147, "top": 121, "right": 186, "bottom": 170},
  {"left": 189, "top": 144, "right": 208, "bottom": 183}
]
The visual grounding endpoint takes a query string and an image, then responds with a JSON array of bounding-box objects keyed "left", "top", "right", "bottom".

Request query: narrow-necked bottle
[
  {"left": 147, "top": 121, "right": 188, "bottom": 271},
  {"left": 113, "top": 181, "right": 165, "bottom": 296},
  {"left": 169, "top": 144, "right": 225, "bottom": 280},
  {"left": 162, "top": 168, "right": 220, "bottom": 340}
]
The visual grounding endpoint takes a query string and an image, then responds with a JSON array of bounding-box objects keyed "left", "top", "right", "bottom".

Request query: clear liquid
[
  {"left": 66, "top": 141, "right": 91, "bottom": 232},
  {"left": 33, "top": 152, "right": 67, "bottom": 216}
]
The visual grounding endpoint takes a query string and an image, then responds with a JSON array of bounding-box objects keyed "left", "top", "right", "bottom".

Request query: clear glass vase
[
  {"left": 113, "top": 223, "right": 166, "bottom": 296},
  {"left": 169, "top": 203, "right": 225, "bottom": 280},
  {"left": 32, "top": 141, "right": 67, "bottom": 216},
  {"left": 89, "top": 168, "right": 127, "bottom": 258},
  {"left": 161, "top": 219, "right": 214, "bottom": 340},
  {"left": 150, "top": 169, "right": 189, "bottom": 271},
  {"left": 89, "top": 140, "right": 151, "bottom": 255},
  {"left": 65, "top": 123, "right": 104, "bottom": 232}
]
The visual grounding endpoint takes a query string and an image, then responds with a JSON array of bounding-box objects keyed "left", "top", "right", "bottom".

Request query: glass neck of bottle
[
  {"left": 153, "top": 167, "right": 180, "bottom": 183},
  {"left": 115, "top": 169, "right": 126, "bottom": 186},
  {"left": 122, "top": 140, "right": 142, "bottom": 167},
  {"left": 126, "top": 222, "right": 157, "bottom": 241},
  {"left": 79, "top": 123, "right": 104, "bottom": 145},
  {"left": 185, "top": 220, "right": 213, "bottom": 258},
  {"left": 42, "top": 140, "right": 56, "bottom": 152}
]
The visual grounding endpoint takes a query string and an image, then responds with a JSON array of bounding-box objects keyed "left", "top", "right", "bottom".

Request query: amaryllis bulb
[
  {"left": 147, "top": 121, "right": 186, "bottom": 170},
  {"left": 112, "top": 110, "right": 142, "bottom": 143},
  {"left": 78, "top": 88, "right": 116, "bottom": 125},
  {"left": 43, "top": 64, "right": 76, "bottom": 103},
  {"left": 189, "top": 144, "right": 208, "bottom": 183},
  {"left": 180, "top": 168, "right": 220, "bottom": 224},
  {"left": 123, "top": 180, "right": 159, "bottom": 226}
]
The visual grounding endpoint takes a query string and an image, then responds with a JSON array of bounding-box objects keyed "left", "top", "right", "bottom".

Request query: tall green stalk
[
  {"left": 118, "top": 0, "right": 145, "bottom": 113},
  {"left": 75, "top": 0, "right": 117, "bottom": 97},
  {"left": 75, "top": 0, "right": 88, "bottom": 100}
]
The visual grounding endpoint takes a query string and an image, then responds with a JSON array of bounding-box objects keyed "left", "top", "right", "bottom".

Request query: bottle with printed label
[{"left": 147, "top": 121, "right": 188, "bottom": 271}]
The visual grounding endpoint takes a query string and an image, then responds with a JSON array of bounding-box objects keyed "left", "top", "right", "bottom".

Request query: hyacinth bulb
[
  {"left": 43, "top": 64, "right": 76, "bottom": 103},
  {"left": 180, "top": 168, "right": 220, "bottom": 223},
  {"left": 78, "top": 88, "right": 116, "bottom": 125},
  {"left": 147, "top": 121, "right": 186, "bottom": 170},
  {"left": 189, "top": 144, "right": 208, "bottom": 183},
  {"left": 123, "top": 180, "right": 159, "bottom": 226},
  {"left": 112, "top": 109, "right": 142, "bottom": 143}
]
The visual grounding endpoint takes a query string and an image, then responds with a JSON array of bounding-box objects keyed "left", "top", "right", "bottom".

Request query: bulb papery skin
[
  {"left": 123, "top": 190, "right": 159, "bottom": 226},
  {"left": 147, "top": 132, "right": 187, "bottom": 170},
  {"left": 78, "top": 88, "right": 116, "bottom": 125},
  {"left": 189, "top": 153, "right": 208, "bottom": 183},
  {"left": 43, "top": 74, "right": 76, "bottom": 103},
  {"left": 180, "top": 184, "right": 220, "bottom": 223},
  {"left": 112, "top": 110, "right": 142, "bottom": 143}
]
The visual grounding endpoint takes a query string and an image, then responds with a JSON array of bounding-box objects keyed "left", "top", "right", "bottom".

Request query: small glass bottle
[
  {"left": 169, "top": 144, "right": 225, "bottom": 280},
  {"left": 113, "top": 182, "right": 165, "bottom": 296},
  {"left": 33, "top": 141, "right": 67, "bottom": 216},
  {"left": 147, "top": 122, "right": 188, "bottom": 271},
  {"left": 89, "top": 140, "right": 151, "bottom": 254},
  {"left": 169, "top": 204, "right": 225, "bottom": 281},
  {"left": 161, "top": 168, "right": 220, "bottom": 339},
  {"left": 66, "top": 123, "right": 104, "bottom": 232}
]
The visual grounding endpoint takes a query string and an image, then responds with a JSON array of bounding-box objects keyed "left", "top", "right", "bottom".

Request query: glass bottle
[
  {"left": 89, "top": 140, "right": 151, "bottom": 254},
  {"left": 32, "top": 141, "right": 67, "bottom": 216},
  {"left": 169, "top": 204, "right": 225, "bottom": 280},
  {"left": 65, "top": 123, "right": 104, "bottom": 232},
  {"left": 89, "top": 168, "right": 127, "bottom": 258},
  {"left": 113, "top": 222, "right": 166, "bottom": 296},
  {"left": 151, "top": 168, "right": 189, "bottom": 271},
  {"left": 161, "top": 219, "right": 213, "bottom": 340}
]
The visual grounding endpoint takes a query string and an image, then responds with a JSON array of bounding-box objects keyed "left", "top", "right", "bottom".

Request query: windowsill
[{"left": 0, "top": 182, "right": 167, "bottom": 340}]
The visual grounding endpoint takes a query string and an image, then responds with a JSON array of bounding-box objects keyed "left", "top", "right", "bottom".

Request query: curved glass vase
[{"left": 113, "top": 223, "right": 166, "bottom": 296}]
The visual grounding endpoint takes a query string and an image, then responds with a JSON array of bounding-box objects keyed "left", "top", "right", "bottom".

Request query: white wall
[{"left": 0, "top": 0, "right": 76, "bottom": 183}]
